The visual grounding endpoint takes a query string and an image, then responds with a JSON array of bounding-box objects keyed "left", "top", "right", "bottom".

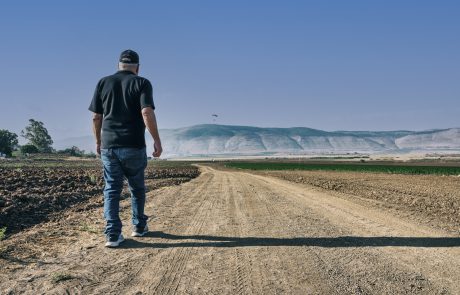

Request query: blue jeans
[{"left": 101, "top": 147, "right": 148, "bottom": 237}]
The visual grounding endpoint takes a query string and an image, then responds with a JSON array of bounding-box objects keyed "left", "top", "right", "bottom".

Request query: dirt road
[{"left": 1, "top": 166, "right": 460, "bottom": 294}]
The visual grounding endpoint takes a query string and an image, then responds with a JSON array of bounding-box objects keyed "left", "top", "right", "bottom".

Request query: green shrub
[{"left": 20, "top": 144, "right": 39, "bottom": 154}]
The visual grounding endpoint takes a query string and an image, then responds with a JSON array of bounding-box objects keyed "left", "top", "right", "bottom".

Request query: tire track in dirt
[
  {"left": 233, "top": 173, "right": 338, "bottom": 294},
  {"left": 117, "top": 171, "right": 218, "bottom": 295},
  {"left": 225, "top": 174, "right": 262, "bottom": 295},
  {"left": 237, "top": 173, "right": 426, "bottom": 293},
  {"left": 265, "top": 170, "right": 460, "bottom": 235},
  {"left": 88, "top": 174, "right": 215, "bottom": 294},
  {"left": 229, "top": 174, "right": 302, "bottom": 294},
  {"left": 147, "top": 183, "right": 218, "bottom": 294},
  {"left": 246, "top": 172, "right": 459, "bottom": 294}
]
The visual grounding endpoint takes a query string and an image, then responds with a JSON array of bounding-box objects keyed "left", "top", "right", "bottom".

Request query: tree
[
  {"left": 21, "top": 119, "right": 53, "bottom": 153},
  {"left": 20, "top": 144, "right": 39, "bottom": 154},
  {"left": 0, "top": 129, "right": 18, "bottom": 157},
  {"left": 57, "top": 146, "right": 84, "bottom": 157}
]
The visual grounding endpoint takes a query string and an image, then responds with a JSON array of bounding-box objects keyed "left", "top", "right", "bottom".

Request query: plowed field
[{"left": 0, "top": 162, "right": 199, "bottom": 236}]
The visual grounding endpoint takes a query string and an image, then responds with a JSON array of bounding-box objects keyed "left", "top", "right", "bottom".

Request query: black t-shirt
[{"left": 88, "top": 70, "right": 155, "bottom": 149}]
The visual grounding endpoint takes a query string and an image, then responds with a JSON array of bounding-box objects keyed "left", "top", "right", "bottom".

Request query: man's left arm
[{"left": 92, "top": 113, "right": 103, "bottom": 155}]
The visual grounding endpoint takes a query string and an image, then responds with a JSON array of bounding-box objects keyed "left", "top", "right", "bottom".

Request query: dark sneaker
[
  {"left": 131, "top": 224, "right": 149, "bottom": 237},
  {"left": 105, "top": 234, "right": 125, "bottom": 247}
]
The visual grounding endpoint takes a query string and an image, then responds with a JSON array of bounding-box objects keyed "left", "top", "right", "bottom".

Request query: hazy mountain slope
[
  {"left": 54, "top": 124, "right": 460, "bottom": 157},
  {"left": 395, "top": 128, "right": 460, "bottom": 149}
]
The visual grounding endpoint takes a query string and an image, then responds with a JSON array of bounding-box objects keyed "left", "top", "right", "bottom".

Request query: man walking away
[{"left": 89, "top": 49, "right": 162, "bottom": 247}]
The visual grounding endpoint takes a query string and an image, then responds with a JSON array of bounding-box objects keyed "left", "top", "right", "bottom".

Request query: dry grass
[
  {"left": 0, "top": 227, "right": 6, "bottom": 241},
  {"left": 51, "top": 272, "right": 73, "bottom": 283}
]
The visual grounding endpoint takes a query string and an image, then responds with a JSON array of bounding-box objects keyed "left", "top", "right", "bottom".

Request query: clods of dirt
[{"left": 0, "top": 164, "right": 200, "bottom": 237}]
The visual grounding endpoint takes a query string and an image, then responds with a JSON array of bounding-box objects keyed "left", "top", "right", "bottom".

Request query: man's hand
[
  {"left": 96, "top": 143, "right": 101, "bottom": 156},
  {"left": 152, "top": 141, "right": 163, "bottom": 158},
  {"left": 142, "top": 107, "right": 163, "bottom": 158},
  {"left": 153, "top": 141, "right": 162, "bottom": 158}
]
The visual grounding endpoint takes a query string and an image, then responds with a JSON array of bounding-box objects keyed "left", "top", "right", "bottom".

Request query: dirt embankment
[{"left": 258, "top": 170, "right": 460, "bottom": 234}]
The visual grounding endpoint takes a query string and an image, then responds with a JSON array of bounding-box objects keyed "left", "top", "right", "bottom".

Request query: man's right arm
[
  {"left": 141, "top": 107, "right": 162, "bottom": 157},
  {"left": 92, "top": 113, "right": 103, "bottom": 155},
  {"left": 89, "top": 80, "right": 103, "bottom": 156}
]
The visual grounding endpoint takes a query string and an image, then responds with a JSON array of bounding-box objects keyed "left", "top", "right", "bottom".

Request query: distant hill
[{"left": 54, "top": 124, "right": 460, "bottom": 158}]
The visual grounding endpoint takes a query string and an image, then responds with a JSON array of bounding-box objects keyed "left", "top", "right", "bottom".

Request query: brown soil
[
  {"left": 1, "top": 165, "right": 459, "bottom": 294},
  {"left": 257, "top": 170, "right": 460, "bottom": 235},
  {"left": 0, "top": 165, "right": 199, "bottom": 236}
]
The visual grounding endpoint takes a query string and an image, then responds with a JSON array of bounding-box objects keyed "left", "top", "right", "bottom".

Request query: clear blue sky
[{"left": 0, "top": 0, "right": 458, "bottom": 142}]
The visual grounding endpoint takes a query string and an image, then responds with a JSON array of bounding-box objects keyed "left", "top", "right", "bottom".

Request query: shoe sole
[
  {"left": 105, "top": 236, "right": 125, "bottom": 247},
  {"left": 131, "top": 225, "right": 149, "bottom": 237},
  {"left": 131, "top": 231, "right": 147, "bottom": 237}
]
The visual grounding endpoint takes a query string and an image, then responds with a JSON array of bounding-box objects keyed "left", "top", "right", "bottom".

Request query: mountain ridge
[{"left": 54, "top": 124, "right": 460, "bottom": 158}]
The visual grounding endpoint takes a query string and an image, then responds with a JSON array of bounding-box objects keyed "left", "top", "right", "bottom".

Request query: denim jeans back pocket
[
  {"left": 121, "top": 148, "right": 147, "bottom": 177},
  {"left": 101, "top": 149, "right": 117, "bottom": 165}
]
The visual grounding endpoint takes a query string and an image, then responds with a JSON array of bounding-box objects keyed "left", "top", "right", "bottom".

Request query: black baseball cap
[{"left": 119, "top": 49, "right": 139, "bottom": 64}]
